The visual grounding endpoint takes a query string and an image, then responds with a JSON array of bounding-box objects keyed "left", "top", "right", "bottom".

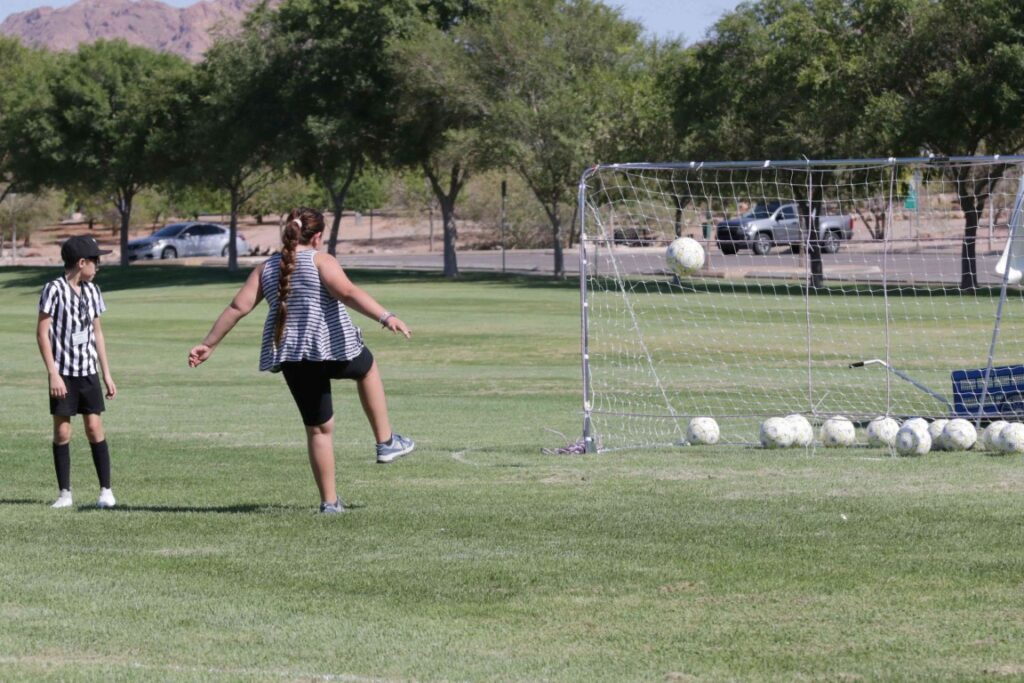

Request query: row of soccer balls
[{"left": 686, "top": 415, "right": 1024, "bottom": 455}]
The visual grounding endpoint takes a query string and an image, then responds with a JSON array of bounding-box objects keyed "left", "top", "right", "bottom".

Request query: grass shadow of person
[{"left": 77, "top": 501, "right": 367, "bottom": 514}]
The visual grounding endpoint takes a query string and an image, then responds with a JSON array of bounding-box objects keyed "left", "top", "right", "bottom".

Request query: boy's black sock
[
  {"left": 89, "top": 440, "right": 111, "bottom": 489},
  {"left": 52, "top": 442, "right": 71, "bottom": 491}
]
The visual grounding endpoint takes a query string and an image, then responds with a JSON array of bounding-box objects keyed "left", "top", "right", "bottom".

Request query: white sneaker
[
  {"left": 51, "top": 490, "right": 73, "bottom": 508},
  {"left": 97, "top": 488, "right": 116, "bottom": 509}
]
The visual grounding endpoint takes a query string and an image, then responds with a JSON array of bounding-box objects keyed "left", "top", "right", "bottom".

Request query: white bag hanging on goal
[{"left": 995, "top": 177, "right": 1024, "bottom": 285}]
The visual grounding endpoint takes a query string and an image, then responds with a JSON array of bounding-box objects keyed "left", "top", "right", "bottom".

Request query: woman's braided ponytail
[{"left": 274, "top": 208, "right": 325, "bottom": 347}]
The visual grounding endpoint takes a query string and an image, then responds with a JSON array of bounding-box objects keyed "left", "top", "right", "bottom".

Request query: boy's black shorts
[
  {"left": 50, "top": 374, "right": 106, "bottom": 416},
  {"left": 280, "top": 347, "right": 375, "bottom": 426}
]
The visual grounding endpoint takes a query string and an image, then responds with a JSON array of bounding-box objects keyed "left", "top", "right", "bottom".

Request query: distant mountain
[{"left": 0, "top": 0, "right": 271, "bottom": 62}]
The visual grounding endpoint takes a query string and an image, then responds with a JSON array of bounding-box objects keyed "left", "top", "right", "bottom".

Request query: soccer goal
[{"left": 577, "top": 156, "right": 1024, "bottom": 451}]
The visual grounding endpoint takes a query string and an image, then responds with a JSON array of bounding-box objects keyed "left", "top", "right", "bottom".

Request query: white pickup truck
[{"left": 715, "top": 201, "right": 854, "bottom": 255}]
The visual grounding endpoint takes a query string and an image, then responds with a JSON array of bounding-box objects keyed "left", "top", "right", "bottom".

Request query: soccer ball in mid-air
[
  {"left": 928, "top": 418, "right": 950, "bottom": 451},
  {"left": 760, "top": 417, "right": 795, "bottom": 448},
  {"left": 785, "top": 414, "right": 814, "bottom": 447},
  {"left": 866, "top": 417, "right": 900, "bottom": 447},
  {"left": 942, "top": 418, "right": 977, "bottom": 451},
  {"left": 895, "top": 423, "right": 931, "bottom": 456},
  {"left": 665, "top": 237, "right": 705, "bottom": 277},
  {"left": 997, "top": 422, "right": 1024, "bottom": 453},
  {"left": 687, "top": 416, "right": 720, "bottom": 445},
  {"left": 981, "top": 420, "right": 1009, "bottom": 451},
  {"left": 820, "top": 416, "right": 856, "bottom": 447}
]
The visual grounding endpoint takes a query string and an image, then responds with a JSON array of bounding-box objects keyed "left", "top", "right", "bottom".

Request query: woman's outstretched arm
[{"left": 189, "top": 264, "right": 266, "bottom": 367}]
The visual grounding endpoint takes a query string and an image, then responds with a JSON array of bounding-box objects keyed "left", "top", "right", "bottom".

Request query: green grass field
[{"left": 2, "top": 266, "right": 1023, "bottom": 682}]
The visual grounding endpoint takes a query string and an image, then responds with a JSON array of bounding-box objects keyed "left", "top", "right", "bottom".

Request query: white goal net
[{"left": 578, "top": 157, "right": 1024, "bottom": 450}]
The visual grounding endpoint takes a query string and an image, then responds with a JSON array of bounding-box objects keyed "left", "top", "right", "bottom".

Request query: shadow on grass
[
  {"left": 0, "top": 265, "right": 580, "bottom": 293},
  {"left": 0, "top": 498, "right": 46, "bottom": 506},
  {"left": 75, "top": 502, "right": 355, "bottom": 514}
]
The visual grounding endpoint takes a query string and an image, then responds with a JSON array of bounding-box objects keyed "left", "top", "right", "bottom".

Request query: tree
[
  {"left": 19, "top": 41, "right": 191, "bottom": 267},
  {"left": 345, "top": 166, "right": 392, "bottom": 213},
  {"left": 0, "top": 39, "right": 53, "bottom": 207},
  {"left": 267, "top": 0, "right": 422, "bottom": 256},
  {"left": 246, "top": 173, "right": 322, "bottom": 225},
  {"left": 468, "top": 0, "right": 645, "bottom": 279},
  {"left": 1, "top": 189, "right": 62, "bottom": 253},
  {"left": 854, "top": 0, "right": 1024, "bottom": 290},
  {"left": 390, "top": 10, "right": 492, "bottom": 277},
  {"left": 180, "top": 15, "right": 286, "bottom": 271},
  {"left": 672, "top": 0, "right": 876, "bottom": 286}
]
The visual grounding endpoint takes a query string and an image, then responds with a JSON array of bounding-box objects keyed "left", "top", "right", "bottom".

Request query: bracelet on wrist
[{"left": 379, "top": 311, "right": 396, "bottom": 327}]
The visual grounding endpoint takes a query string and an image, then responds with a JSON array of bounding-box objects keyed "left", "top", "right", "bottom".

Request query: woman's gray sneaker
[
  {"left": 376, "top": 433, "right": 415, "bottom": 464},
  {"left": 319, "top": 499, "right": 345, "bottom": 514}
]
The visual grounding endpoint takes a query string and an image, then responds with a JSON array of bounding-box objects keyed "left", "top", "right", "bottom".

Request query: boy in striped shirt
[{"left": 36, "top": 236, "right": 118, "bottom": 509}]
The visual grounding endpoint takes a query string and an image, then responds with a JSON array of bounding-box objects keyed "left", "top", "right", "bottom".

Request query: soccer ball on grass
[
  {"left": 866, "top": 417, "right": 900, "bottom": 447},
  {"left": 895, "top": 422, "right": 931, "bottom": 456},
  {"left": 942, "top": 418, "right": 977, "bottom": 451},
  {"left": 760, "top": 417, "right": 795, "bottom": 448},
  {"left": 981, "top": 420, "right": 1009, "bottom": 451},
  {"left": 997, "top": 422, "right": 1024, "bottom": 453},
  {"left": 687, "top": 417, "right": 720, "bottom": 445},
  {"left": 928, "top": 419, "right": 950, "bottom": 451},
  {"left": 665, "top": 237, "right": 705, "bottom": 277},
  {"left": 902, "top": 417, "right": 929, "bottom": 433},
  {"left": 785, "top": 414, "right": 814, "bottom": 447},
  {"left": 820, "top": 416, "right": 856, "bottom": 447}
]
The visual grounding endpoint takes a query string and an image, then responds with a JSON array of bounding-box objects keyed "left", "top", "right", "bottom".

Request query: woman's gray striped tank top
[{"left": 259, "top": 250, "right": 363, "bottom": 372}]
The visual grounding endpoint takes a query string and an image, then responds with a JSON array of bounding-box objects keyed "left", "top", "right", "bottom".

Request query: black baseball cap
[{"left": 61, "top": 235, "right": 112, "bottom": 264}]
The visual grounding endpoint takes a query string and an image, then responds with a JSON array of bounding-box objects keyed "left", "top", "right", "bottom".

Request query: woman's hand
[
  {"left": 188, "top": 344, "right": 213, "bottom": 368},
  {"left": 383, "top": 315, "right": 411, "bottom": 339}
]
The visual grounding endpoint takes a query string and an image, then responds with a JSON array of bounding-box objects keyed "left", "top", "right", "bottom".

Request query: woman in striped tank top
[{"left": 188, "top": 208, "right": 414, "bottom": 514}]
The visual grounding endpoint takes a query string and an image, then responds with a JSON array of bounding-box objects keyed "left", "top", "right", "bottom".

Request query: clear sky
[{"left": 0, "top": 0, "right": 742, "bottom": 43}]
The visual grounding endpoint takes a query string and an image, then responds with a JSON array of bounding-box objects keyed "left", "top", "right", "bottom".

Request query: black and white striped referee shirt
[{"left": 39, "top": 276, "right": 106, "bottom": 377}]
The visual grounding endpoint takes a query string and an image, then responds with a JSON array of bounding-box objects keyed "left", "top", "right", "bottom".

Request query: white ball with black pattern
[
  {"left": 895, "top": 423, "right": 931, "bottom": 456},
  {"left": 665, "top": 237, "right": 705, "bottom": 277},
  {"left": 820, "top": 416, "right": 856, "bottom": 447},
  {"left": 942, "top": 418, "right": 977, "bottom": 451},
  {"left": 785, "top": 414, "right": 814, "bottom": 447},
  {"left": 997, "top": 422, "right": 1024, "bottom": 453},
  {"left": 981, "top": 420, "right": 1009, "bottom": 451},
  {"left": 928, "top": 419, "right": 950, "bottom": 451},
  {"left": 866, "top": 417, "right": 900, "bottom": 447},
  {"left": 687, "top": 417, "right": 720, "bottom": 445},
  {"left": 760, "top": 417, "right": 795, "bottom": 449}
]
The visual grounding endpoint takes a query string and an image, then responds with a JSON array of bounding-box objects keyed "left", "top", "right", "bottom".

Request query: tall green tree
[
  {"left": 180, "top": 14, "right": 286, "bottom": 271},
  {"left": 468, "top": 0, "right": 645, "bottom": 278},
  {"left": 20, "top": 41, "right": 190, "bottom": 266},
  {"left": 855, "top": 0, "right": 1024, "bottom": 290},
  {"left": 672, "top": 0, "right": 876, "bottom": 285},
  {"left": 266, "top": 0, "right": 422, "bottom": 256},
  {"left": 390, "top": 9, "right": 491, "bottom": 278},
  {"left": 0, "top": 38, "right": 50, "bottom": 205},
  {"left": 674, "top": 0, "right": 867, "bottom": 160}
]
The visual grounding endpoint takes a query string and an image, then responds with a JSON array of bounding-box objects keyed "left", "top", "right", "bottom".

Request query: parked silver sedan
[{"left": 126, "top": 222, "right": 250, "bottom": 261}]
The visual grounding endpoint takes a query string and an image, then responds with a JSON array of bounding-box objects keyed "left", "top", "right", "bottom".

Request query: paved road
[{"left": 323, "top": 245, "right": 1011, "bottom": 286}]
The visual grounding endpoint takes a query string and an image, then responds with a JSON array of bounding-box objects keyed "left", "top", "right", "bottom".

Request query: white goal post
[{"left": 577, "top": 157, "right": 1024, "bottom": 451}]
